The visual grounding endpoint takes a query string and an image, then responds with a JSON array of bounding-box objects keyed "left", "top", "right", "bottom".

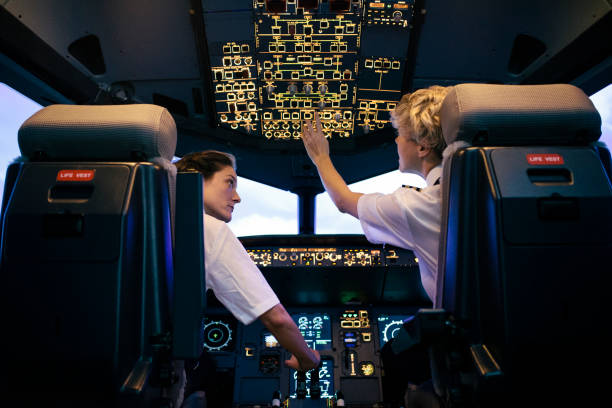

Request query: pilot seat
[
  {"left": 407, "top": 83, "right": 612, "bottom": 407},
  {"left": 0, "top": 104, "right": 206, "bottom": 407}
]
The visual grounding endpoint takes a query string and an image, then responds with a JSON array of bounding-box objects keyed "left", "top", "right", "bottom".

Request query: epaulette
[{"left": 402, "top": 185, "right": 422, "bottom": 192}]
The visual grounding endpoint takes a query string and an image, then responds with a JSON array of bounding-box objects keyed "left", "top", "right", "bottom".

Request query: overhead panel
[{"left": 202, "top": 0, "right": 414, "bottom": 140}]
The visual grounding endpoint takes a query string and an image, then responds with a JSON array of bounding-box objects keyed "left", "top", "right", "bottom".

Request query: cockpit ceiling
[{"left": 1, "top": 0, "right": 610, "bottom": 189}]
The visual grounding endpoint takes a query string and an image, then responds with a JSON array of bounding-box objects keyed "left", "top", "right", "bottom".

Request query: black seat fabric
[
  {"left": 0, "top": 104, "right": 183, "bottom": 406},
  {"left": 432, "top": 84, "right": 612, "bottom": 407}
]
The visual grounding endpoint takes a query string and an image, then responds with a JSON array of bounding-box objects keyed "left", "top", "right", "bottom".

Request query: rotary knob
[
  {"left": 288, "top": 83, "right": 298, "bottom": 95},
  {"left": 318, "top": 84, "right": 328, "bottom": 95},
  {"left": 303, "top": 84, "right": 313, "bottom": 95},
  {"left": 266, "top": 84, "right": 275, "bottom": 97},
  {"left": 318, "top": 100, "right": 326, "bottom": 109},
  {"left": 393, "top": 11, "right": 403, "bottom": 22}
]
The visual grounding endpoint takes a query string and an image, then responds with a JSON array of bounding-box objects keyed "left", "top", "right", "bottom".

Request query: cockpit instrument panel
[
  {"left": 292, "top": 312, "right": 332, "bottom": 350},
  {"left": 377, "top": 314, "right": 412, "bottom": 346},
  {"left": 201, "top": 316, "right": 237, "bottom": 352},
  {"left": 247, "top": 246, "right": 416, "bottom": 267},
  {"left": 203, "top": 0, "right": 415, "bottom": 140},
  {"left": 289, "top": 357, "right": 334, "bottom": 398}
]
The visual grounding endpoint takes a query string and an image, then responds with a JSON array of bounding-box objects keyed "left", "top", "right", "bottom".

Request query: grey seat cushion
[
  {"left": 440, "top": 83, "right": 601, "bottom": 146},
  {"left": 18, "top": 104, "right": 176, "bottom": 161}
]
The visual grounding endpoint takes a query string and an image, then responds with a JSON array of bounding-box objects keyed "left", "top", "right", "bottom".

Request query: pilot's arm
[
  {"left": 204, "top": 214, "right": 320, "bottom": 372},
  {"left": 259, "top": 304, "right": 321, "bottom": 371},
  {"left": 302, "top": 112, "right": 363, "bottom": 218}
]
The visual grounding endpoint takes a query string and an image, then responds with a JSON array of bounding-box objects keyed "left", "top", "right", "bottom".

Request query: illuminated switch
[
  {"left": 214, "top": 70, "right": 223, "bottom": 81},
  {"left": 264, "top": 61, "right": 273, "bottom": 70},
  {"left": 271, "top": 25, "right": 282, "bottom": 35},
  {"left": 362, "top": 333, "right": 372, "bottom": 342},
  {"left": 313, "top": 43, "right": 321, "bottom": 52},
  {"left": 245, "top": 346, "right": 255, "bottom": 357},
  {"left": 383, "top": 60, "right": 391, "bottom": 69},
  {"left": 233, "top": 56, "right": 241, "bottom": 65},
  {"left": 333, "top": 71, "right": 341, "bottom": 79},
  {"left": 330, "top": 43, "right": 338, "bottom": 52},
  {"left": 316, "top": 71, "right": 325, "bottom": 79},
  {"left": 304, "top": 67, "right": 313, "bottom": 76},
  {"left": 232, "top": 44, "right": 240, "bottom": 53},
  {"left": 295, "top": 44, "right": 304, "bottom": 52},
  {"left": 291, "top": 71, "right": 300, "bottom": 80},
  {"left": 374, "top": 60, "right": 382, "bottom": 69},
  {"left": 223, "top": 56, "right": 232, "bottom": 67},
  {"left": 304, "top": 25, "right": 313, "bottom": 35},
  {"left": 343, "top": 70, "right": 352, "bottom": 80},
  {"left": 223, "top": 44, "right": 231, "bottom": 54},
  {"left": 241, "top": 44, "right": 250, "bottom": 53},
  {"left": 335, "top": 26, "right": 344, "bottom": 34},
  {"left": 244, "top": 56, "right": 252, "bottom": 65},
  {"left": 392, "top": 61, "right": 401, "bottom": 69}
]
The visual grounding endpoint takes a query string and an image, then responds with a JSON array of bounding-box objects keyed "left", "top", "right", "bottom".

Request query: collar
[{"left": 425, "top": 165, "right": 442, "bottom": 186}]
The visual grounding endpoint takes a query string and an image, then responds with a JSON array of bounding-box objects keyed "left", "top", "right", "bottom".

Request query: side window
[
  {"left": 0, "top": 83, "right": 42, "bottom": 204},
  {"left": 590, "top": 83, "right": 612, "bottom": 148},
  {"left": 316, "top": 170, "right": 425, "bottom": 234},
  {"left": 229, "top": 176, "right": 298, "bottom": 236}
]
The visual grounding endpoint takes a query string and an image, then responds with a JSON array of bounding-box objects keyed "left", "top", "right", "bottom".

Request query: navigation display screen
[
  {"left": 289, "top": 358, "right": 334, "bottom": 399},
  {"left": 292, "top": 313, "right": 332, "bottom": 351},
  {"left": 377, "top": 315, "right": 412, "bottom": 346}
]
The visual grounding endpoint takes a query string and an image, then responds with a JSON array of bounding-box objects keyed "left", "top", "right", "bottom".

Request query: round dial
[
  {"left": 382, "top": 320, "right": 404, "bottom": 344},
  {"left": 202, "top": 320, "right": 233, "bottom": 351}
]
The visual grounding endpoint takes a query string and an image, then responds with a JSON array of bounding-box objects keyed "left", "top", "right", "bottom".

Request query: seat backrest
[
  {"left": 434, "top": 84, "right": 612, "bottom": 406},
  {"left": 0, "top": 104, "right": 182, "bottom": 405}
]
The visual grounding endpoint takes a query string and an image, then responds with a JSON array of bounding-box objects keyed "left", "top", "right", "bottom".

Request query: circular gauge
[
  {"left": 360, "top": 362, "right": 375, "bottom": 376},
  {"left": 202, "top": 320, "right": 233, "bottom": 351},
  {"left": 382, "top": 320, "right": 404, "bottom": 344}
]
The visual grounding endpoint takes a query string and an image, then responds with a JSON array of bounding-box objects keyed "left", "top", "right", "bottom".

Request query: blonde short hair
[{"left": 390, "top": 85, "right": 451, "bottom": 158}]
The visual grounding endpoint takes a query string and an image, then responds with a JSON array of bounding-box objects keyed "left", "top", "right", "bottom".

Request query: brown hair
[{"left": 174, "top": 150, "right": 236, "bottom": 180}]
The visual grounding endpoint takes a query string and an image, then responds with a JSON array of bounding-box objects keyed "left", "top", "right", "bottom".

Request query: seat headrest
[
  {"left": 18, "top": 104, "right": 177, "bottom": 161},
  {"left": 440, "top": 84, "right": 601, "bottom": 146}
]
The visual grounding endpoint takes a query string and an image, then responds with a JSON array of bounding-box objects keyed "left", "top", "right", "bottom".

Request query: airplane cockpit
[{"left": 0, "top": 1, "right": 611, "bottom": 407}]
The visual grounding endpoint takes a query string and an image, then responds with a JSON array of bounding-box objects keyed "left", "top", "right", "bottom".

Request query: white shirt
[
  {"left": 357, "top": 166, "right": 442, "bottom": 302},
  {"left": 204, "top": 214, "right": 280, "bottom": 325}
]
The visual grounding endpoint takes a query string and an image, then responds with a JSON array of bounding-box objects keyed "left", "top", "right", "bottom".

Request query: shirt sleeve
[
  {"left": 357, "top": 188, "right": 418, "bottom": 249},
  {"left": 204, "top": 216, "right": 280, "bottom": 325}
]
